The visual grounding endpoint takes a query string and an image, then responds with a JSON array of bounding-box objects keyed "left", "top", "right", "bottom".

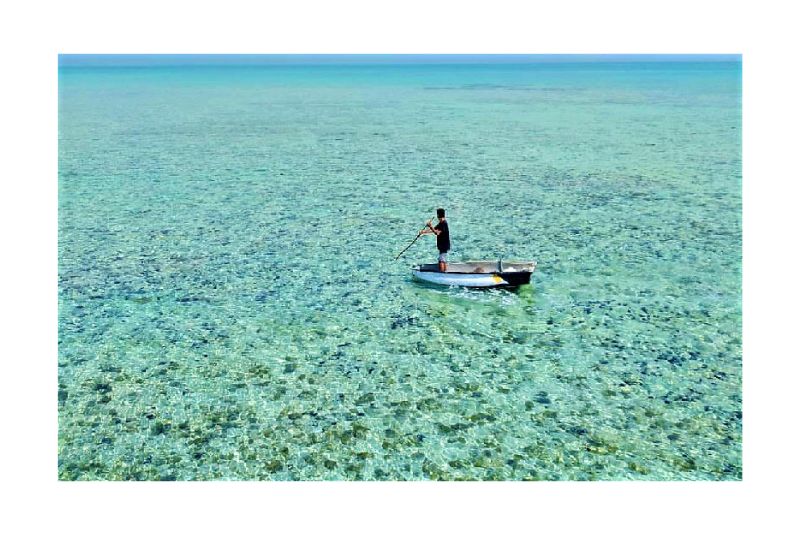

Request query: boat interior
[{"left": 416, "top": 260, "right": 536, "bottom": 274}]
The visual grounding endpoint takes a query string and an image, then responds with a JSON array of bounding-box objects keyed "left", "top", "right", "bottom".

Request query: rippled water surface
[{"left": 58, "top": 59, "right": 741, "bottom": 480}]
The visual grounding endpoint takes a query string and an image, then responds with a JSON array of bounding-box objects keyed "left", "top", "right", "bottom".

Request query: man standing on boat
[{"left": 419, "top": 208, "right": 450, "bottom": 272}]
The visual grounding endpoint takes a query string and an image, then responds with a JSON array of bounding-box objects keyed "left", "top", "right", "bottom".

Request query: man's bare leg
[{"left": 439, "top": 261, "right": 447, "bottom": 272}]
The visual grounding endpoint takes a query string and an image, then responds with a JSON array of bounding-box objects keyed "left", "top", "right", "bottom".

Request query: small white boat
[{"left": 412, "top": 260, "right": 536, "bottom": 288}]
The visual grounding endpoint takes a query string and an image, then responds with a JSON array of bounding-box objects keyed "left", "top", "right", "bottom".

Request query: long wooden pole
[
  {"left": 395, "top": 232, "right": 423, "bottom": 260},
  {"left": 395, "top": 221, "right": 431, "bottom": 260}
]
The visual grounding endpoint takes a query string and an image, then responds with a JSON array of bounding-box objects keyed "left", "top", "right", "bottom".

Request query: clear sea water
[{"left": 58, "top": 57, "right": 742, "bottom": 480}]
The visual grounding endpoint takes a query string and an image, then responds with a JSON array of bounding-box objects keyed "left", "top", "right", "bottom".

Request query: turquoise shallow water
[{"left": 58, "top": 58, "right": 741, "bottom": 480}]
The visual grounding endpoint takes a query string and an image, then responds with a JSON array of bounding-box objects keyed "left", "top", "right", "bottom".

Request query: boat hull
[
  {"left": 412, "top": 270, "right": 511, "bottom": 288},
  {"left": 411, "top": 261, "right": 535, "bottom": 288}
]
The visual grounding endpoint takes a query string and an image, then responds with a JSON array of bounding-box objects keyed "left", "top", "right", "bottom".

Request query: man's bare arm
[{"left": 425, "top": 221, "right": 441, "bottom": 235}]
